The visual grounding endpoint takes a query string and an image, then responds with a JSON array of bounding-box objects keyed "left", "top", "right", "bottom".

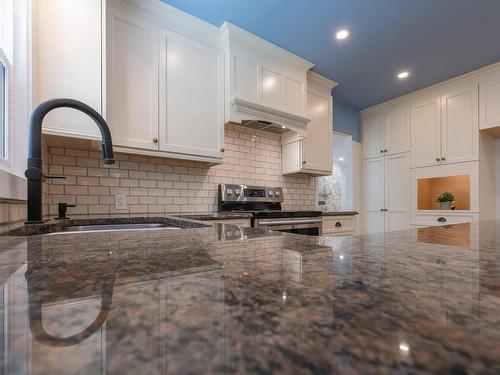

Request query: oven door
[{"left": 253, "top": 218, "right": 322, "bottom": 236}]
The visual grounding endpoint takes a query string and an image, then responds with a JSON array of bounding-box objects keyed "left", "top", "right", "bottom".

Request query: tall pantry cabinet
[{"left": 362, "top": 105, "right": 411, "bottom": 234}]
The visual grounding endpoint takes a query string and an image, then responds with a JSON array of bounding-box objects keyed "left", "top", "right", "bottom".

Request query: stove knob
[
  {"left": 275, "top": 191, "right": 281, "bottom": 198},
  {"left": 268, "top": 191, "right": 274, "bottom": 197},
  {"left": 235, "top": 189, "right": 241, "bottom": 196},
  {"left": 226, "top": 188, "right": 233, "bottom": 196}
]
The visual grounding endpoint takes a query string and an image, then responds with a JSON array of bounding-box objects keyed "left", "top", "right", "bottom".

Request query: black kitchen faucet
[{"left": 25, "top": 99, "right": 115, "bottom": 224}]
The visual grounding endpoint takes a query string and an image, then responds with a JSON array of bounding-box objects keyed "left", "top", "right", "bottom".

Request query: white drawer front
[
  {"left": 412, "top": 213, "right": 478, "bottom": 227},
  {"left": 322, "top": 216, "right": 355, "bottom": 233}
]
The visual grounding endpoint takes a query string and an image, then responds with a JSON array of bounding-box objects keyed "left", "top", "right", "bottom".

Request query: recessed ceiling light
[
  {"left": 399, "top": 343, "right": 410, "bottom": 352},
  {"left": 335, "top": 29, "right": 349, "bottom": 40},
  {"left": 281, "top": 125, "right": 287, "bottom": 129},
  {"left": 397, "top": 71, "right": 410, "bottom": 79}
]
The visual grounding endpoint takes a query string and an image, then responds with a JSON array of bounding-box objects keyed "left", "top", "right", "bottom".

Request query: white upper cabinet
[
  {"left": 33, "top": 0, "right": 103, "bottom": 139},
  {"left": 411, "top": 96, "right": 441, "bottom": 168},
  {"left": 221, "top": 22, "right": 314, "bottom": 135},
  {"left": 34, "top": 0, "right": 226, "bottom": 163},
  {"left": 411, "top": 84, "right": 478, "bottom": 168},
  {"left": 440, "top": 84, "right": 478, "bottom": 165},
  {"left": 384, "top": 106, "right": 410, "bottom": 155},
  {"left": 158, "top": 30, "right": 224, "bottom": 159},
  {"left": 362, "top": 115, "right": 384, "bottom": 159},
  {"left": 281, "top": 72, "right": 336, "bottom": 175},
  {"left": 106, "top": 8, "right": 159, "bottom": 150},
  {"left": 479, "top": 69, "right": 500, "bottom": 130},
  {"left": 362, "top": 104, "right": 410, "bottom": 159}
]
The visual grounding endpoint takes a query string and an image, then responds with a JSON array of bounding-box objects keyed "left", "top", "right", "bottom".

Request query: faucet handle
[
  {"left": 25, "top": 167, "right": 66, "bottom": 181},
  {"left": 57, "top": 202, "right": 76, "bottom": 219}
]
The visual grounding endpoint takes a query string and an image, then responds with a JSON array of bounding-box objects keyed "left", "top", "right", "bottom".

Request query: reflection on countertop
[{"left": 0, "top": 220, "right": 500, "bottom": 374}]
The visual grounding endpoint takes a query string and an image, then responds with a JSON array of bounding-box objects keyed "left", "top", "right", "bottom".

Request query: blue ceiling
[{"left": 161, "top": 0, "right": 500, "bottom": 110}]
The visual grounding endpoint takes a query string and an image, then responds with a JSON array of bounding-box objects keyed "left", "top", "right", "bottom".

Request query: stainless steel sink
[{"left": 48, "top": 223, "right": 183, "bottom": 235}]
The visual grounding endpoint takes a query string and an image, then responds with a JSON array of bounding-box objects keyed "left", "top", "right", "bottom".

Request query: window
[{"left": 316, "top": 131, "right": 353, "bottom": 211}]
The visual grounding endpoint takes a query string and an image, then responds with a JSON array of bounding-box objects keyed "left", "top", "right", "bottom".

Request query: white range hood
[{"left": 221, "top": 22, "right": 315, "bottom": 136}]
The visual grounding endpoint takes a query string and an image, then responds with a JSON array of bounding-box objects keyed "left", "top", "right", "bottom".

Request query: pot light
[
  {"left": 281, "top": 125, "right": 287, "bottom": 129},
  {"left": 397, "top": 71, "right": 410, "bottom": 79},
  {"left": 335, "top": 29, "right": 349, "bottom": 40}
]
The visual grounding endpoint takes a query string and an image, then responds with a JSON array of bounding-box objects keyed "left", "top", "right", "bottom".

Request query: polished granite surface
[
  {"left": 0, "top": 220, "right": 500, "bottom": 374},
  {"left": 1, "top": 216, "right": 207, "bottom": 236},
  {"left": 175, "top": 212, "right": 254, "bottom": 221}
]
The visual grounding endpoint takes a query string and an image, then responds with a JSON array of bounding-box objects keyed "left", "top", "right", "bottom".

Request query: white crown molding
[
  {"left": 361, "top": 60, "right": 500, "bottom": 117},
  {"left": 220, "top": 22, "right": 315, "bottom": 71},
  {"left": 116, "top": 0, "right": 221, "bottom": 45},
  {"left": 307, "top": 71, "right": 338, "bottom": 91}
]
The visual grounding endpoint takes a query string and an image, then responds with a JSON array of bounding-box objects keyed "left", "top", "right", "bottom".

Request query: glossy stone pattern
[
  {"left": 175, "top": 212, "right": 254, "bottom": 221},
  {"left": 1, "top": 216, "right": 207, "bottom": 236},
  {"left": 1, "top": 220, "right": 500, "bottom": 374}
]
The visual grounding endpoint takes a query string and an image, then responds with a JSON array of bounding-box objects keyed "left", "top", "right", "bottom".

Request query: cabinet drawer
[
  {"left": 412, "top": 212, "right": 478, "bottom": 227},
  {"left": 322, "top": 216, "right": 355, "bottom": 233}
]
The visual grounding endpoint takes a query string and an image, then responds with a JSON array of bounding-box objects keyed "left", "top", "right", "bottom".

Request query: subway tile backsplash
[{"left": 45, "top": 123, "right": 316, "bottom": 216}]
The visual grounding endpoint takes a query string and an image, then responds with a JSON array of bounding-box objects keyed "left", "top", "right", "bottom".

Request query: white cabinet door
[
  {"left": 34, "top": 0, "right": 102, "bottom": 139},
  {"left": 479, "top": 71, "right": 500, "bottom": 130},
  {"left": 302, "top": 90, "right": 332, "bottom": 173},
  {"left": 384, "top": 153, "right": 410, "bottom": 232},
  {"left": 106, "top": 8, "right": 159, "bottom": 150},
  {"left": 362, "top": 115, "right": 384, "bottom": 159},
  {"left": 159, "top": 30, "right": 224, "bottom": 158},
  {"left": 384, "top": 105, "right": 410, "bottom": 155},
  {"left": 411, "top": 96, "right": 441, "bottom": 168},
  {"left": 441, "top": 84, "right": 478, "bottom": 165},
  {"left": 363, "top": 157, "right": 385, "bottom": 234}
]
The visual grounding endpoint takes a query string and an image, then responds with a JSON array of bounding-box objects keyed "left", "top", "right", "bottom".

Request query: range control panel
[{"left": 219, "top": 184, "right": 283, "bottom": 203}]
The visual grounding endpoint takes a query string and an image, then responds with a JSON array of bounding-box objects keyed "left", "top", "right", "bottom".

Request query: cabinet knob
[
  {"left": 384, "top": 149, "right": 387, "bottom": 153},
  {"left": 335, "top": 222, "right": 342, "bottom": 228},
  {"left": 380, "top": 150, "right": 384, "bottom": 153},
  {"left": 302, "top": 160, "right": 307, "bottom": 164},
  {"left": 441, "top": 157, "right": 446, "bottom": 161},
  {"left": 153, "top": 138, "right": 158, "bottom": 144},
  {"left": 380, "top": 208, "right": 384, "bottom": 212},
  {"left": 220, "top": 147, "right": 225, "bottom": 152},
  {"left": 436, "top": 158, "right": 440, "bottom": 162},
  {"left": 437, "top": 217, "right": 447, "bottom": 222}
]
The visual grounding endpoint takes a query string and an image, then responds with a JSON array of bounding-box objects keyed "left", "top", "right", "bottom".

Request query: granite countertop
[
  {"left": 0, "top": 219, "right": 499, "bottom": 374},
  {"left": 175, "top": 212, "right": 254, "bottom": 221}
]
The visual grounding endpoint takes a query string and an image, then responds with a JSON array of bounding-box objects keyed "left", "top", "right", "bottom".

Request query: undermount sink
[{"left": 48, "top": 223, "right": 182, "bottom": 235}]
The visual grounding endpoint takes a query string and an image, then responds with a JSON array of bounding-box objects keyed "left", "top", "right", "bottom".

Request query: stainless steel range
[{"left": 218, "top": 184, "right": 322, "bottom": 236}]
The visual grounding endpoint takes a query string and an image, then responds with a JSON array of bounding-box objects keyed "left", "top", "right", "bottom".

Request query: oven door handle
[{"left": 257, "top": 218, "right": 322, "bottom": 226}]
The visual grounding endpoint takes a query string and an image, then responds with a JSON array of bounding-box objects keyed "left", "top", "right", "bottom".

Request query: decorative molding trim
[
  {"left": 220, "top": 22, "right": 315, "bottom": 71},
  {"left": 231, "top": 97, "right": 310, "bottom": 134},
  {"left": 111, "top": 0, "right": 222, "bottom": 47},
  {"left": 361, "top": 60, "right": 500, "bottom": 116},
  {"left": 307, "top": 71, "right": 338, "bottom": 92},
  {"left": 113, "top": 145, "right": 223, "bottom": 164}
]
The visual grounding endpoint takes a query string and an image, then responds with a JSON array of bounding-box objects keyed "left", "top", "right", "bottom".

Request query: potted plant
[{"left": 436, "top": 191, "right": 455, "bottom": 210}]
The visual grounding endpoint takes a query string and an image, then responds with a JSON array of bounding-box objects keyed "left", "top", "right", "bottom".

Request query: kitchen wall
[
  {"left": 44, "top": 123, "right": 316, "bottom": 217},
  {"left": 333, "top": 101, "right": 361, "bottom": 143}
]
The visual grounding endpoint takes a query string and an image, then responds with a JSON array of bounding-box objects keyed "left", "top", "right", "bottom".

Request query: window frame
[{"left": 0, "top": 33, "right": 12, "bottom": 170}]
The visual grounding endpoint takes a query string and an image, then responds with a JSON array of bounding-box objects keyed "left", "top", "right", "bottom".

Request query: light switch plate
[{"left": 115, "top": 193, "right": 127, "bottom": 210}]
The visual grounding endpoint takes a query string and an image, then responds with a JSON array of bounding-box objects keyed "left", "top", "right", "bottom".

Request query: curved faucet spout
[{"left": 26, "top": 99, "right": 115, "bottom": 223}]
